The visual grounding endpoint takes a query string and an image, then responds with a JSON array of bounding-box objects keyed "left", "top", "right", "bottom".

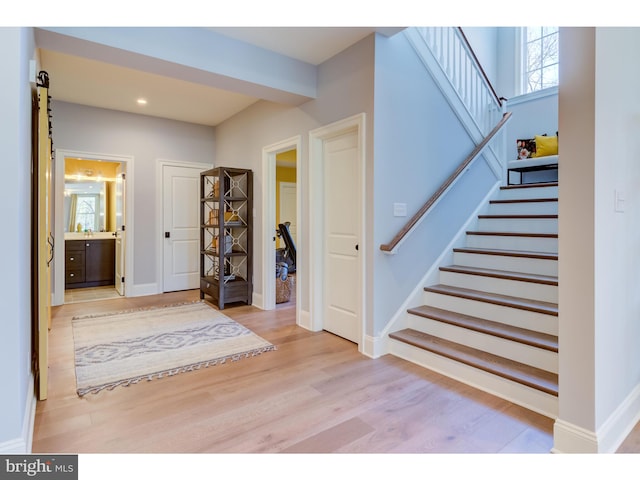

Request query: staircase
[{"left": 388, "top": 182, "right": 559, "bottom": 417}]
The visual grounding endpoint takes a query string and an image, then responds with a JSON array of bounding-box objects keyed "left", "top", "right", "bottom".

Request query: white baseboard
[
  {"left": 0, "top": 374, "right": 36, "bottom": 454},
  {"left": 298, "top": 309, "right": 313, "bottom": 331},
  {"left": 552, "top": 419, "right": 598, "bottom": 453},
  {"left": 361, "top": 334, "right": 384, "bottom": 358},
  {"left": 597, "top": 382, "right": 640, "bottom": 452},
  {"left": 553, "top": 383, "right": 640, "bottom": 453},
  {"left": 252, "top": 292, "right": 265, "bottom": 310}
]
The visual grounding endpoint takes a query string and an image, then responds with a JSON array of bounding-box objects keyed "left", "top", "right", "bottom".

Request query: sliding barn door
[{"left": 33, "top": 72, "right": 53, "bottom": 401}]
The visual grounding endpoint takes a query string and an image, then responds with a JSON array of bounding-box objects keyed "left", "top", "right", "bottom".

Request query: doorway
[
  {"left": 54, "top": 150, "right": 133, "bottom": 306},
  {"left": 262, "top": 136, "right": 301, "bottom": 318}
]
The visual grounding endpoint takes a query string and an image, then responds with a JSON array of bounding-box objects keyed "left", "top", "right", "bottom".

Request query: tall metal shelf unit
[{"left": 200, "top": 167, "right": 253, "bottom": 309}]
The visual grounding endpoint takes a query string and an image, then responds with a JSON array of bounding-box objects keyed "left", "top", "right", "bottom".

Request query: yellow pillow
[{"left": 534, "top": 135, "right": 558, "bottom": 157}]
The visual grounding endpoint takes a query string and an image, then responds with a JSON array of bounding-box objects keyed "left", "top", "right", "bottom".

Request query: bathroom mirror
[
  {"left": 64, "top": 158, "right": 119, "bottom": 233},
  {"left": 64, "top": 180, "right": 110, "bottom": 232}
]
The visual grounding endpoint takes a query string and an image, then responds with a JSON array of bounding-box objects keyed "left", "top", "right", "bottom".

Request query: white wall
[
  {"left": 555, "top": 26, "right": 640, "bottom": 453},
  {"left": 592, "top": 27, "right": 640, "bottom": 445},
  {"left": 0, "top": 27, "right": 36, "bottom": 452},
  {"left": 52, "top": 102, "right": 215, "bottom": 291},
  {"left": 461, "top": 27, "right": 499, "bottom": 91},
  {"left": 506, "top": 93, "right": 558, "bottom": 157}
]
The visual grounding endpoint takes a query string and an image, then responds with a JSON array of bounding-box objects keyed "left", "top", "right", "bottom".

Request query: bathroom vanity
[{"left": 65, "top": 234, "right": 115, "bottom": 289}]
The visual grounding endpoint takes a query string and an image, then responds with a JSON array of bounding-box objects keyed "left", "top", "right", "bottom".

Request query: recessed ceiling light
[{"left": 137, "top": 98, "right": 147, "bottom": 105}]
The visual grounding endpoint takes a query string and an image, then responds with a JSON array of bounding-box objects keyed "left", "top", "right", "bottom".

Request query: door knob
[{"left": 165, "top": 232, "right": 170, "bottom": 238}]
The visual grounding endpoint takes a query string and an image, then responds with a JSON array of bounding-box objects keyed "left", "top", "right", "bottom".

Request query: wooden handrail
[
  {"left": 380, "top": 111, "right": 512, "bottom": 254},
  {"left": 456, "top": 27, "right": 502, "bottom": 109}
]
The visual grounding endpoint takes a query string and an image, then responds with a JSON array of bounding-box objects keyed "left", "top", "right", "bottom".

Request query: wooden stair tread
[
  {"left": 389, "top": 329, "right": 558, "bottom": 396},
  {"left": 466, "top": 231, "right": 558, "bottom": 238},
  {"left": 500, "top": 182, "right": 558, "bottom": 190},
  {"left": 407, "top": 305, "right": 558, "bottom": 352},
  {"left": 439, "top": 265, "right": 558, "bottom": 286},
  {"left": 490, "top": 197, "right": 557, "bottom": 204},
  {"left": 424, "top": 284, "right": 558, "bottom": 316},
  {"left": 478, "top": 214, "right": 557, "bottom": 219},
  {"left": 453, "top": 247, "right": 558, "bottom": 260}
]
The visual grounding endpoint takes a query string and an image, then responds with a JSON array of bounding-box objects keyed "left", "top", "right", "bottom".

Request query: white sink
[{"left": 65, "top": 232, "right": 116, "bottom": 240}]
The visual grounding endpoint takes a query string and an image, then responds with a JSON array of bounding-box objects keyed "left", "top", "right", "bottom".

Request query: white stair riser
[
  {"left": 488, "top": 201, "right": 558, "bottom": 216},
  {"left": 388, "top": 340, "right": 558, "bottom": 418},
  {"left": 422, "top": 291, "right": 558, "bottom": 335},
  {"left": 439, "top": 270, "right": 558, "bottom": 303},
  {"left": 477, "top": 217, "right": 557, "bottom": 234},
  {"left": 453, "top": 252, "right": 558, "bottom": 276},
  {"left": 499, "top": 186, "right": 558, "bottom": 201},
  {"left": 466, "top": 234, "right": 558, "bottom": 253},
  {"left": 406, "top": 314, "right": 558, "bottom": 373}
]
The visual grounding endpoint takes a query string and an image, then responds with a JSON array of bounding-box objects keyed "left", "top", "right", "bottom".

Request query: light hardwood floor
[{"left": 32, "top": 289, "right": 639, "bottom": 454}]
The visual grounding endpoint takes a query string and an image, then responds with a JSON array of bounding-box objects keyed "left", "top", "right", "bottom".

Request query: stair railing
[
  {"left": 416, "top": 27, "right": 505, "bottom": 134},
  {"left": 380, "top": 27, "right": 509, "bottom": 255},
  {"left": 380, "top": 111, "right": 512, "bottom": 254}
]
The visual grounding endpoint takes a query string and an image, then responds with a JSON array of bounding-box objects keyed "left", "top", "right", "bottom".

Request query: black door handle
[
  {"left": 355, "top": 244, "right": 359, "bottom": 251},
  {"left": 165, "top": 232, "right": 170, "bottom": 238}
]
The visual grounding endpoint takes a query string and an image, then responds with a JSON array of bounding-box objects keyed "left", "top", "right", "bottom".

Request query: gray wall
[
  {"left": 51, "top": 102, "right": 216, "bottom": 289},
  {"left": 215, "top": 35, "right": 376, "bottom": 315},
  {"left": 0, "top": 27, "right": 36, "bottom": 452},
  {"left": 372, "top": 31, "right": 498, "bottom": 335}
]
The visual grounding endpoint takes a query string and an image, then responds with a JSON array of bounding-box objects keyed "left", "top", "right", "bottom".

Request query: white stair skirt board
[
  {"left": 389, "top": 340, "right": 558, "bottom": 419},
  {"left": 406, "top": 314, "right": 557, "bottom": 373},
  {"left": 438, "top": 270, "right": 557, "bottom": 303},
  {"left": 421, "top": 291, "right": 557, "bottom": 336}
]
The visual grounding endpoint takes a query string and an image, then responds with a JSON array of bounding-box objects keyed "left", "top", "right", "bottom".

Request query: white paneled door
[
  {"left": 279, "top": 181, "right": 297, "bottom": 245},
  {"left": 323, "top": 130, "right": 361, "bottom": 343},
  {"left": 163, "top": 165, "right": 201, "bottom": 292}
]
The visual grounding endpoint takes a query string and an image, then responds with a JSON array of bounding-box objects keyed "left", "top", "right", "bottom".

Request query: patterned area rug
[{"left": 71, "top": 301, "right": 276, "bottom": 396}]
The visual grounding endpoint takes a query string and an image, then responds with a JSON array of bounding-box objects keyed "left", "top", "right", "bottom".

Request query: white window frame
[{"left": 515, "top": 26, "right": 559, "bottom": 98}]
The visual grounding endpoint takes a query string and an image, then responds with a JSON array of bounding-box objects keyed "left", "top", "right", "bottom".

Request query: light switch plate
[{"left": 393, "top": 203, "right": 407, "bottom": 217}]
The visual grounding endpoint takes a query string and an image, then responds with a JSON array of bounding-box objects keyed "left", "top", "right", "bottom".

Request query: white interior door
[
  {"left": 323, "top": 130, "right": 361, "bottom": 343},
  {"left": 114, "top": 167, "right": 125, "bottom": 295},
  {"left": 163, "top": 165, "right": 200, "bottom": 292},
  {"left": 279, "top": 181, "right": 297, "bottom": 245}
]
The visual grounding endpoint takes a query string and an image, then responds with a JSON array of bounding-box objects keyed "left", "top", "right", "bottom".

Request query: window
[
  {"left": 523, "top": 27, "right": 559, "bottom": 94},
  {"left": 75, "top": 194, "right": 100, "bottom": 232}
]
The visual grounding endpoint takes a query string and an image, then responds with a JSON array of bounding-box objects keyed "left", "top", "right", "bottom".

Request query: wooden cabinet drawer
[
  {"left": 66, "top": 267, "right": 85, "bottom": 284},
  {"left": 65, "top": 250, "right": 85, "bottom": 268}
]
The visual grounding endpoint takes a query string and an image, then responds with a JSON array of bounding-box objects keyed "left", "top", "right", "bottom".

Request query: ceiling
[{"left": 37, "top": 27, "right": 401, "bottom": 127}]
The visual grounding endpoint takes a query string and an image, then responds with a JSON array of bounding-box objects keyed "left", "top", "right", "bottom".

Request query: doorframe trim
[
  {"left": 261, "top": 136, "right": 301, "bottom": 317},
  {"left": 308, "top": 113, "right": 366, "bottom": 347},
  {"left": 155, "top": 159, "right": 212, "bottom": 294},
  {"left": 53, "top": 149, "right": 134, "bottom": 306}
]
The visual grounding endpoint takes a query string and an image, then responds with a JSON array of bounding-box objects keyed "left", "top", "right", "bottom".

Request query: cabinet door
[{"left": 85, "top": 240, "right": 115, "bottom": 283}]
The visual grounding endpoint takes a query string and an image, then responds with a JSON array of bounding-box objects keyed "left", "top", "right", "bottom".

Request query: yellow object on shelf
[{"left": 225, "top": 210, "right": 239, "bottom": 222}]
